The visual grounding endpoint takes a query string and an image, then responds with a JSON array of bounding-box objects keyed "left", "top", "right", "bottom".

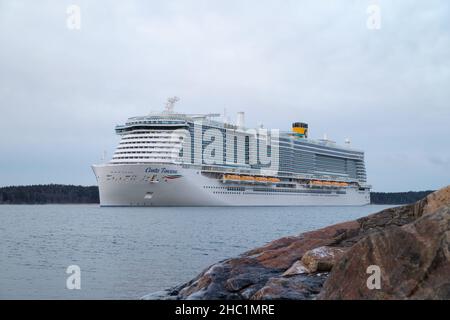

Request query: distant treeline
[
  {"left": 0, "top": 184, "right": 435, "bottom": 205},
  {"left": 370, "top": 191, "right": 434, "bottom": 205},
  {"left": 0, "top": 185, "right": 99, "bottom": 204}
]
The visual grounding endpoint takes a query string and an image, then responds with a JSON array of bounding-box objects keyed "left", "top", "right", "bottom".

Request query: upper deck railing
[{"left": 115, "top": 113, "right": 363, "bottom": 153}]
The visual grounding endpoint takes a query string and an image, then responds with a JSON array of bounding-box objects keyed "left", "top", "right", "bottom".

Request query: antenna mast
[{"left": 165, "top": 96, "right": 179, "bottom": 114}]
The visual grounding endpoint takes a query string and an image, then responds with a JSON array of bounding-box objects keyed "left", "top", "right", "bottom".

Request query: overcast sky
[{"left": 0, "top": 0, "right": 449, "bottom": 191}]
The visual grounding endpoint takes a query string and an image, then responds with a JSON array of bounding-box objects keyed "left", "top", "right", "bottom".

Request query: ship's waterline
[{"left": 93, "top": 101, "right": 370, "bottom": 206}]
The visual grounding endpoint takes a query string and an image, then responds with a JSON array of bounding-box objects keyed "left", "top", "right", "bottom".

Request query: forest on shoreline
[{"left": 0, "top": 184, "right": 435, "bottom": 205}]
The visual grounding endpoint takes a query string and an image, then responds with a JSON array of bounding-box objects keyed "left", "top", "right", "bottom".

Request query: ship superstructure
[{"left": 92, "top": 98, "right": 370, "bottom": 206}]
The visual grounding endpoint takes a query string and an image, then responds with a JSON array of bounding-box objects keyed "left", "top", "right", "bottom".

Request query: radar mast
[{"left": 164, "top": 96, "right": 179, "bottom": 114}]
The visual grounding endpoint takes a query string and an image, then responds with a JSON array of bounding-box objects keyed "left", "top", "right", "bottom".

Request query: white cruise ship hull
[{"left": 92, "top": 164, "right": 370, "bottom": 207}]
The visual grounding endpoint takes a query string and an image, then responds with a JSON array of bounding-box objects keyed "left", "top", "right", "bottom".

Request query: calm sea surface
[{"left": 0, "top": 205, "right": 394, "bottom": 299}]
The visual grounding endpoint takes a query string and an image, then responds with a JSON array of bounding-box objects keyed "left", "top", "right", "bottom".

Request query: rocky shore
[{"left": 143, "top": 186, "right": 450, "bottom": 300}]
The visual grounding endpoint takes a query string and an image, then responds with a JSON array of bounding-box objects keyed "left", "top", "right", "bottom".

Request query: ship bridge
[{"left": 115, "top": 117, "right": 189, "bottom": 134}]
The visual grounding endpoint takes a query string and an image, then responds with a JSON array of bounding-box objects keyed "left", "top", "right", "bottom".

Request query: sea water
[{"left": 0, "top": 204, "right": 395, "bottom": 299}]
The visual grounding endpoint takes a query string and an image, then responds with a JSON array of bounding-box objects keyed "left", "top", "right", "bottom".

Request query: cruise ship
[{"left": 92, "top": 98, "right": 370, "bottom": 206}]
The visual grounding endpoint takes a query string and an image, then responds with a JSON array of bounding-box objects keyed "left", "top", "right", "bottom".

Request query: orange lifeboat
[
  {"left": 255, "top": 176, "right": 268, "bottom": 183},
  {"left": 267, "top": 177, "right": 281, "bottom": 183},
  {"left": 240, "top": 175, "right": 255, "bottom": 182}
]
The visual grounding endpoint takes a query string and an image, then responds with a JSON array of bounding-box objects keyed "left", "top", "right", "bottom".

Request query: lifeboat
[
  {"left": 255, "top": 176, "right": 268, "bottom": 183},
  {"left": 240, "top": 175, "right": 255, "bottom": 182},
  {"left": 223, "top": 174, "right": 240, "bottom": 180},
  {"left": 267, "top": 177, "right": 281, "bottom": 183}
]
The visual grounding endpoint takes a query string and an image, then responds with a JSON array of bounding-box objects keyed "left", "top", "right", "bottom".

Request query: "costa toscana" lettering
[{"left": 145, "top": 167, "right": 178, "bottom": 175}]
